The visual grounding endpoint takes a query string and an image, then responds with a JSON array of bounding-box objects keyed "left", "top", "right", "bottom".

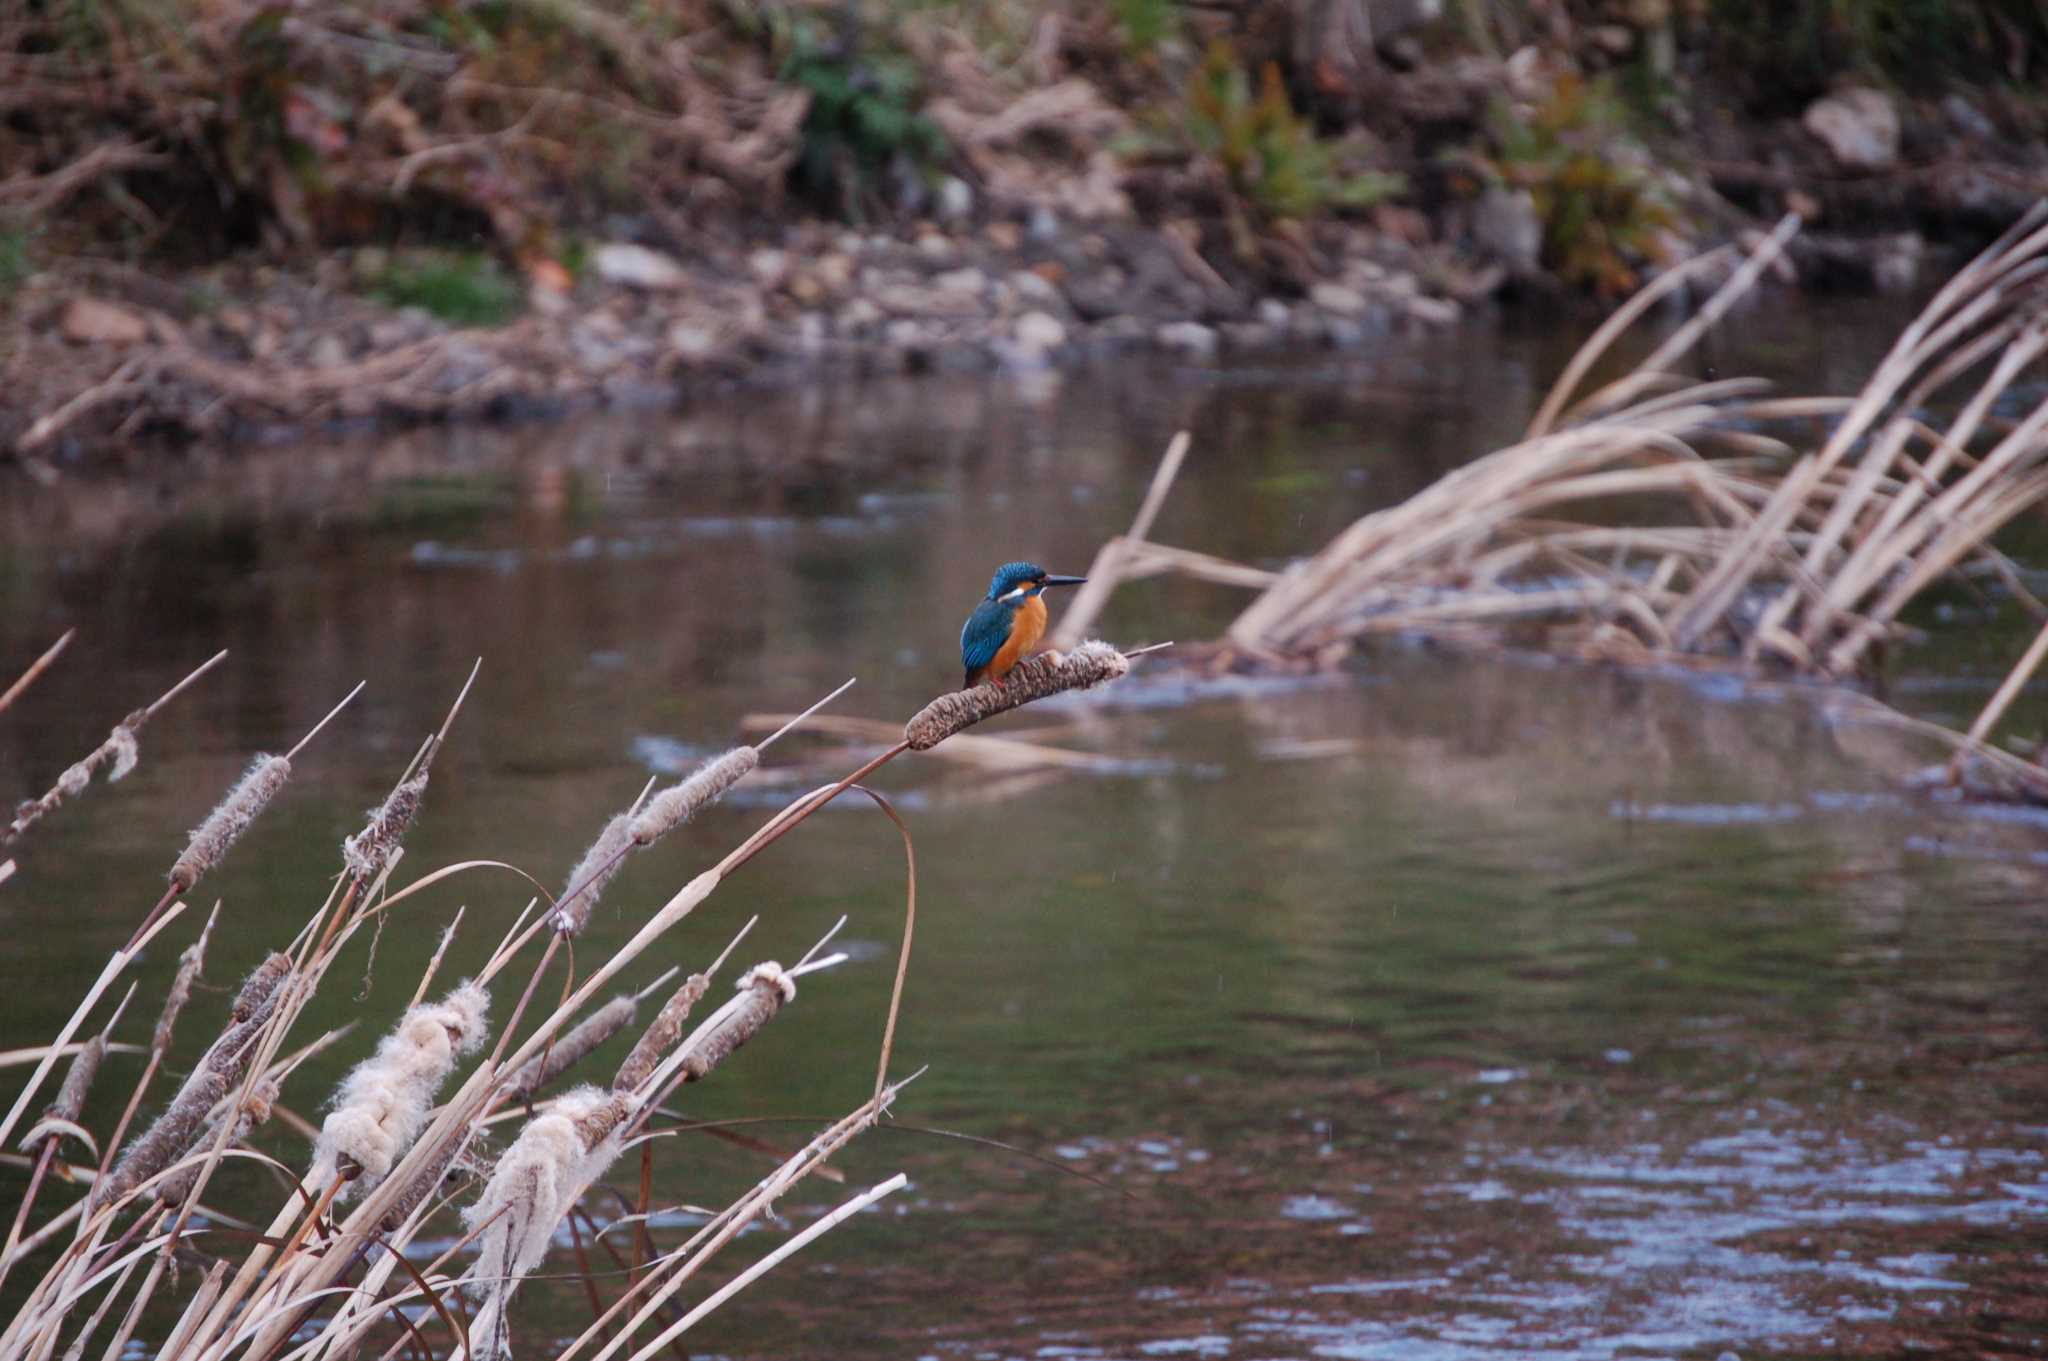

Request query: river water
[{"left": 3, "top": 290, "right": 2045, "bottom": 1358}]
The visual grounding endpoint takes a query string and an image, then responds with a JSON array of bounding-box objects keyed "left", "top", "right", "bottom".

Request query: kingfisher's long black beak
[{"left": 1043, "top": 574, "right": 1088, "bottom": 589}]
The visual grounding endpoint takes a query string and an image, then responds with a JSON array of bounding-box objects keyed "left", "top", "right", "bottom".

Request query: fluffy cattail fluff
[
  {"left": 550, "top": 811, "right": 636, "bottom": 936},
  {"left": 628, "top": 747, "right": 759, "bottom": 846},
  {"left": 170, "top": 754, "right": 291, "bottom": 891},
  {"left": 342, "top": 740, "right": 437, "bottom": 884},
  {"left": 6, "top": 710, "right": 146, "bottom": 843},
  {"left": 904, "top": 642, "right": 1130, "bottom": 750},
  {"left": 464, "top": 1086, "right": 629, "bottom": 1361},
  {"left": 156, "top": 1076, "right": 278, "bottom": 1208},
  {"left": 505, "top": 994, "right": 638, "bottom": 1105},
  {"left": 612, "top": 974, "right": 709, "bottom": 1094},
  {"left": 97, "top": 958, "right": 291, "bottom": 1209},
  {"left": 313, "top": 980, "right": 488, "bottom": 1196}
]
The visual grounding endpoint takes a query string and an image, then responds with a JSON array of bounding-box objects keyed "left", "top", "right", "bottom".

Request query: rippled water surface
[{"left": 3, "top": 291, "right": 2045, "bottom": 1358}]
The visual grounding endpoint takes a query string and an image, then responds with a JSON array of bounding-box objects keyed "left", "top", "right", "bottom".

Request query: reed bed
[
  {"left": 0, "top": 636, "right": 1149, "bottom": 1359},
  {"left": 1216, "top": 209, "right": 2048, "bottom": 679}
]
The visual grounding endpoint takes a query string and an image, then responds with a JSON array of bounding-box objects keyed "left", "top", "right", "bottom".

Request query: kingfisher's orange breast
[{"left": 990, "top": 593, "right": 1047, "bottom": 680}]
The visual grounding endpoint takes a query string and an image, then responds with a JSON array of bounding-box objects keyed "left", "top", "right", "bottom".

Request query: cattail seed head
[
  {"left": 19, "top": 1034, "right": 106, "bottom": 1153},
  {"left": 97, "top": 962, "right": 291, "bottom": 1209},
  {"left": 156, "top": 1076, "right": 279, "bottom": 1208},
  {"left": 57, "top": 762, "right": 90, "bottom": 798},
  {"left": 464, "top": 1086, "right": 627, "bottom": 1361},
  {"left": 505, "top": 994, "right": 638, "bottom": 1105},
  {"left": 676, "top": 963, "right": 793, "bottom": 1085},
  {"left": 905, "top": 642, "right": 1131, "bottom": 750},
  {"left": 154, "top": 930, "right": 211, "bottom": 1059},
  {"left": 315, "top": 980, "right": 489, "bottom": 1196},
  {"left": 170, "top": 754, "right": 291, "bottom": 891},
  {"left": 232, "top": 953, "right": 293, "bottom": 1024},
  {"left": 551, "top": 811, "right": 636, "bottom": 936},
  {"left": 107, "top": 719, "right": 141, "bottom": 781},
  {"left": 628, "top": 747, "right": 759, "bottom": 846},
  {"left": 612, "top": 973, "right": 709, "bottom": 1094},
  {"left": 342, "top": 754, "right": 433, "bottom": 885}
]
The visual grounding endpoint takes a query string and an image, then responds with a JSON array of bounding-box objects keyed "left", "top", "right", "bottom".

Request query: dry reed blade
[
  {"left": 1049, "top": 431, "right": 1190, "bottom": 650},
  {"left": 7, "top": 649, "right": 228, "bottom": 848},
  {"left": 0, "top": 630, "right": 73, "bottom": 717}
]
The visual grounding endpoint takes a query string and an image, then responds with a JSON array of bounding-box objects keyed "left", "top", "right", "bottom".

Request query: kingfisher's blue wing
[{"left": 960, "top": 600, "right": 1010, "bottom": 686}]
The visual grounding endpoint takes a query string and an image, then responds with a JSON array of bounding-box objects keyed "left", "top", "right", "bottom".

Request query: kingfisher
[{"left": 959, "top": 561, "right": 1088, "bottom": 688}]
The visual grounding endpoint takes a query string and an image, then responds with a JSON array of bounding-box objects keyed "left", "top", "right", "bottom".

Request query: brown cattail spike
[
  {"left": 170, "top": 754, "right": 291, "bottom": 891},
  {"left": 678, "top": 963, "right": 794, "bottom": 1084},
  {"left": 97, "top": 962, "right": 292, "bottom": 1209},
  {"left": 505, "top": 994, "right": 638, "bottom": 1105},
  {"left": 19, "top": 1034, "right": 107, "bottom": 1154},
  {"left": 628, "top": 747, "right": 759, "bottom": 846},
  {"left": 232, "top": 953, "right": 293, "bottom": 1024},
  {"left": 342, "top": 738, "right": 438, "bottom": 884},
  {"left": 551, "top": 811, "right": 636, "bottom": 935},
  {"left": 154, "top": 933, "right": 210, "bottom": 1058},
  {"left": 904, "top": 643, "right": 1130, "bottom": 751},
  {"left": 613, "top": 974, "right": 710, "bottom": 1093},
  {"left": 156, "top": 1076, "right": 279, "bottom": 1208}
]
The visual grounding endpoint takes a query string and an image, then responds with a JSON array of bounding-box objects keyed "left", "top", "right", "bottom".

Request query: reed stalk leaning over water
[
  {"left": 0, "top": 641, "right": 1148, "bottom": 1361},
  {"left": 1207, "top": 208, "right": 2048, "bottom": 684}
]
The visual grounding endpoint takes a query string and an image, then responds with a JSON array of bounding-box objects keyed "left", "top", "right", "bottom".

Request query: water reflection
[{"left": 4, "top": 295, "right": 2045, "bottom": 1358}]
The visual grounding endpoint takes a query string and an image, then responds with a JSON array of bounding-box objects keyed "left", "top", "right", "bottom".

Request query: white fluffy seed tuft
[
  {"left": 464, "top": 1085, "right": 627, "bottom": 1360},
  {"left": 738, "top": 961, "right": 797, "bottom": 1004},
  {"left": 313, "top": 980, "right": 488, "bottom": 1196}
]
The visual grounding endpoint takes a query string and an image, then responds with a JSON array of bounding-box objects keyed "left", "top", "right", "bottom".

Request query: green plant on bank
[
  {"left": 777, "top": 14, "right": 948, "bottom": 221},
  {"left": 1482, "top": 73, "right": 1676, "bottom": 297},
  {"left": 366, "top": 250, "right": 524, "bottom": 326},
  {"left": 1704, "top": 0, "right": 2048, "bottom": 104},
  {"left": 1115, "top": 0, "right": 1179, "bottom": 51},
  {"left": 0, "top": 220, "right": 36, "bottom": 302},
  {"left": 1182, "top": 40, "right": 1405, "bottom": 222}
]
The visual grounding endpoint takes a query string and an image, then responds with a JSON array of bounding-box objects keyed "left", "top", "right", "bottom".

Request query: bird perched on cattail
[{"left": 959, "top": 561, "right": 1087, "bottom": 688}]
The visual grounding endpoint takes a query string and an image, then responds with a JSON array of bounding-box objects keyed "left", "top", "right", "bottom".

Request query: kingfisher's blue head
[{"left": 985, "top": 561, "right": 1087, "bottom": 603}]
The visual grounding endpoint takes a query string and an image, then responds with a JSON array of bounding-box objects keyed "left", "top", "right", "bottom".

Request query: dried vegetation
[{"left": 0, "top": 628, "right": 1154, "bottom": 1359}]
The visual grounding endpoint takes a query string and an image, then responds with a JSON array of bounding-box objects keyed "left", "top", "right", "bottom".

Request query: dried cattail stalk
[
  {"left": 153, "top": 923, "right": 215, "bottom": 1058},
  {"left": 677, "top": 963, "right": 795, "bottom": 1084},
  {"left": 629, "top": 747, "right": 759, "bottom": 845},
  {"left": 612, "top": 973, "right": 709, "bottom": 1094},
  {"left": 504, "top": 994, "right": 638, "bottom": 1105},
  {"left": 156, "top": 1076, "right": 278, "bottom": 1208},
  {"left": 904, "top": 643, "right": 1131, "bottom": 750},
  {"left": 6, "top": 710, "right": 146, "bottom": 845},
  {"left": 550, "top": 811, "right": 636, "bottom": 936},
  {"left": 97, "top": 962, "right": 291, "bottom": 1208},
  {"left": 341, "top": 738, "right": 438, "bottom": 884},
  {"left": 18, "top": 1033, "right": 106, "bottom": 1153},
  {"left": 313, "top": 980, "right": 489, "bottom": 1196},
  {"left": 464, "top": 1086, "right": 628, "bottom": 1361},
  {"left": 169, "top": 755, "right": 291, "bottom": 892}
]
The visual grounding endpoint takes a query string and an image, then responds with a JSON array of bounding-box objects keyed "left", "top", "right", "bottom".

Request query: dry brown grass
[
  {"left": 1218, "top": 209, "right": 2048, "bottom": 678},
  {"left": 0, "top": 638, "right": 1147, "bottom": 1360}
]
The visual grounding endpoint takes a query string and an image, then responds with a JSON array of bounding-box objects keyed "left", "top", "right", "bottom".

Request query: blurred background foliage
[{"left": 1, "top": 0, "right": 2043, "bottom": 300}]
